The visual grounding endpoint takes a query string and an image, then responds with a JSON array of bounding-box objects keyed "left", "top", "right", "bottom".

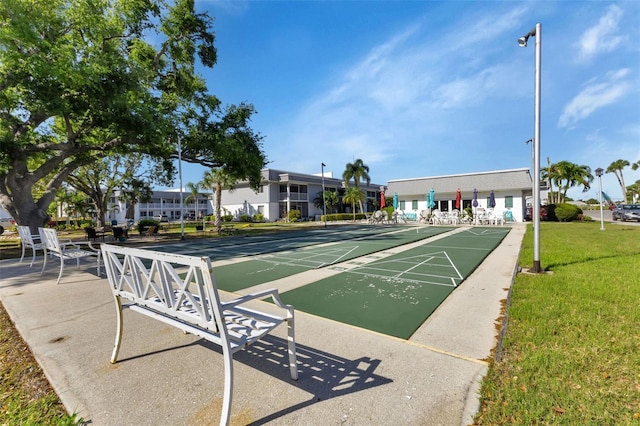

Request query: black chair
[{"left": 85, "top": 227, "right": 106, "bottom": 242}]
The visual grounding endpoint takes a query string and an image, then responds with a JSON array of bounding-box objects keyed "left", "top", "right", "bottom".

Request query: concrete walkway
[{"left": 0, "top": 224, "right": 526, "bottom": 425}]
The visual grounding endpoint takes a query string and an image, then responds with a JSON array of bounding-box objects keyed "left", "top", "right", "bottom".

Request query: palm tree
[
  {"left": 342, "top": 159, "right": 371, "bottom": 213},
  {"left": 184, "top": 181, "right": 202, "bottom": 220},
  {"left": 544, "top": 161, "right": 593, "bottom": 204},
  {"left": 606, "top": 159, "right": 630, "bottom": 203},
  {"left": 202, "top": 168, "right": 236, "bottom": 234},
  {"left": 343, "top": 186, "right": 366, "bottom": 221},
  {"left": 313, "top": 190, "right": 339, "bottom": 215}
]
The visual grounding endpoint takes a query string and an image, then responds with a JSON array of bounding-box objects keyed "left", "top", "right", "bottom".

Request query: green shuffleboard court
[
  {"left": 213, "top": 226, "right": 454, "bottom": 292},
  {"left": 278, "top": 227, "right": 511, "bottom": 339}
]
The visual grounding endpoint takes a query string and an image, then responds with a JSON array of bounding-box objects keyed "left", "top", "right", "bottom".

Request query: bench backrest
[
  {"left": 101, "top": 244, "right": 223, "bottom": 333},
  {"left": 17, "top": 225, "right": 37, "bottom": 246},
  {"left": 39, "top": 227, "right": 64, "bottom": 254}
]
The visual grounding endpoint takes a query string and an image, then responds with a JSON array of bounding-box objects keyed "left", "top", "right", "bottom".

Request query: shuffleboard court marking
[{"left": 332, "top": 250, "right": 465, "bottom": 288}]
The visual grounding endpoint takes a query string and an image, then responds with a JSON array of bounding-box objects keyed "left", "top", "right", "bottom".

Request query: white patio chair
[
  {"left": 449, "top": 209, "right": 461, "bottom": 225},
  {"left": 17, "top": 225, "right": 44, "bottom": 267},
  {"left": 372, "top": 210, "right": 383, "bottom": 224},
  {"left": 419, "top": 210, "right": 430, "bottom": 224},
  {"left": 38, "top": 227, "right": 102, "bottom": 284},
  {"left": 431, "top": 209, "right": 446, "bottom": 225}
]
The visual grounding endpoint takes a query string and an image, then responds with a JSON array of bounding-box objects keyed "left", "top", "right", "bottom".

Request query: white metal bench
[
  {"left": 100, "top": 244, "right": 298, "bottom": 425},
  {"left": 39, "top": 227, "right": 101, "bottom": 284}
]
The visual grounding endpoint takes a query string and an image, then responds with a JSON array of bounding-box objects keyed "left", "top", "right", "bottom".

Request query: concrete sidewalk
[{"left": 0, "top": 224, "right": 525, "bottom": 425}]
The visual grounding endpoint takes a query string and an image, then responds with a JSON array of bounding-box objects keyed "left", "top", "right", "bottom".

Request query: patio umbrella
[
  {"left": 428, "top": 188, "right": 436, "bottom": 209},
  {"left": 489, "top": 190, "right": 496, "bottom": 208},
  {"left": 472, "top": 188, "right": 478, "bottom": 207},
  {"left": 393, "top": 192, "right": 399, "bottom": 209},
  {"left": 380, "top": 190, "right": 386, "bottom": 209},
  {"left": 455, "top": 188, "right": 462, "bottom": 209}
]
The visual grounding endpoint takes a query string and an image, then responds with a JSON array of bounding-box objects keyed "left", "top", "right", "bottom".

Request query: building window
[
  {"left": 399, "top": 200, "right": 406, "bottom": 210},
  {"left": 505, "top": 196, "right": 513, "bottom": 208},
  {"left": 412, "top": 200, "right": 418, "bottom": 210}
]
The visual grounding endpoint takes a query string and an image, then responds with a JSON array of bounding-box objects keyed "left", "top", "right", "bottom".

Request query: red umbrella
[
  {"left": 455, "top": 188, "right": 461, "bottom": 209},
  {"left": 380, "top": 191, "right": 386, "bottom": 209}
]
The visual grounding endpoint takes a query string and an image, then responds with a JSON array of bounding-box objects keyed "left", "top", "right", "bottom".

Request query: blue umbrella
[
  {"left": 489, "top": 190, "right": 496, "bottom": 208},
  {"left": 472, "top": 188, "right": 478, "bottom": 207},
  {"left": 428, "top": 188, "right": 436, "bottom": 209},
  {"left": 393, "top": 192, "right": 399, "bottom": 209}
]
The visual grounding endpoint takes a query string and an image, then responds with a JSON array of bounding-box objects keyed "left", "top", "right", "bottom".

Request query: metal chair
[{"left": 17, "top": 225, "right": 44, "bottom": 267}]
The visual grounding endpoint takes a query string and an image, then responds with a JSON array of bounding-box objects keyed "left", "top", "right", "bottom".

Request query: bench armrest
[
  {"left": 61, "top": 240, "right": 99, "bottom": 252},
  {"left": 222, "top": 288, "right": 292, "bottom": 311}
]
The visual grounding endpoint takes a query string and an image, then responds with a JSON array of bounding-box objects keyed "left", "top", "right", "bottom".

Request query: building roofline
[{"left": 387, "top": 168, "right": 530, "bottom": 183}]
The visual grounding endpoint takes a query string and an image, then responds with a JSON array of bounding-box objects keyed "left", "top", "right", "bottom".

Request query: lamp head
[
  {"left": 518, "top": 36, "right": 528, "bottom": 47},
  {"left": 595, "top": 167, "right": 603, "bottom": 177}
]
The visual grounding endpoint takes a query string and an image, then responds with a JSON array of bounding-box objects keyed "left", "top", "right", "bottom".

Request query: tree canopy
[{"left": 0, "top": 0, "right": 266, "bottom": 231}]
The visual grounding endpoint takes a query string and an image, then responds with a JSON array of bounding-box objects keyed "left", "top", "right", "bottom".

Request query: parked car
[
  {"left": 0, "top": 216, "right": 16, "bottom": 235},
  {"left": 155, "top": 214, "right": 169, "bottom": 223},
  {"left": 612, "top": 204, "right": 640, "bottom": 222}
]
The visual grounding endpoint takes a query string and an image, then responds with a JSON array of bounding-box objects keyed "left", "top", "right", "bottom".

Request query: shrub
[
  {"left": 253, "top": 213, "right": 264, "bottom": 222},
  {"left": 239, "top": 214, "right": 252, "bottom": 222},
  {"left": 137, "top": 219, "right": 159, "bottom": 234},
  {"left": 541, "top": 204, "right": 557, "bottom": 221},
  {"left": 555, "top": 203, "right": 583, "bottom": 222},
  {"left": 222, "top": 214, "right": 233, "bottom": 222},
  {"left": 288, "top": 209, "right": 301, "bottom": 222},
  {"left": 323, "top": 213, "right": 366, "bottom": 221}
]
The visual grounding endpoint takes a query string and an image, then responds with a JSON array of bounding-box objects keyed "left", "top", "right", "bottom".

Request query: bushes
[
  {"left": 287, "top": 209, "right": 301, "bottom": 222},
  {"left": 555, "top": 203, "right": 583, "bottom": 222},
  {"left": 541, "top": 203, "right": 583, "bottom": 222},
  {"left": 137, "top": 219, "right": 159, "bottom": 234},
  {"left": 322, "top": 213, "right": 366, "bottom": 222}
]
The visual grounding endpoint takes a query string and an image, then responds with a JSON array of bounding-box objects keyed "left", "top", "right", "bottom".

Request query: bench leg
[
  {"left": 287, "top": 313, "right": 298, "bottom": 380},
  {"left": 56, "top": 256, "right": 65, "bottom": 285},
  {"left": 110, "top": 296, "right": 124, "bottom": 364},
  {"left": 220, "top": 346, "right": 234, "bottom": 426}
]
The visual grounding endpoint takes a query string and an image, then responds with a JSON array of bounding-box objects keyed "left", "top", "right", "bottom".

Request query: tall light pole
[
  {"left": 178, "top": 137, "right": 185, "bottom": 240},
  {"left": 321, "top": 163, "right": 327, "bottom": 228},
  {"left": 519, "top": 23, "right": 542, "bottom": 273},
  {"left": 596, "top": 167, "right": 605, "bottom": 231}
]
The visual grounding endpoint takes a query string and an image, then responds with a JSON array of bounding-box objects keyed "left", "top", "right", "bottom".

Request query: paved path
[{"left": 0, "top": 224, "right": 526, "bottom": 425}]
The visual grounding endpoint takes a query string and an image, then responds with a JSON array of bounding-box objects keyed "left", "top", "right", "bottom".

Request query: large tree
[
  {"left": 201, "top": 167, "right": 237, "bottom": 234},
  {"left": 606, "top": 159, "right": 631, "bottom": 203},
  {"left": 542, "top": 161, "right": 593, "bottom": 204},
  {"left": 342, "top": 159, "right": 371, "bottom": 213},
  {"left": 0, "top": 0, "right": 266, "bottom": 233},
  {"left": 343, "top": 186, "right": 366, "bottom": 221},
  {"left": 65, "top": 154, "right": 162, "bottom": 228}
]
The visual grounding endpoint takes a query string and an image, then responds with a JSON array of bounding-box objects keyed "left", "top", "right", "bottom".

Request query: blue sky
[{"left": 174, "top": 0, "right": 640, "bottom": 202}]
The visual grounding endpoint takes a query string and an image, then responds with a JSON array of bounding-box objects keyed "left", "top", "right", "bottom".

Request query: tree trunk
[{"left": 215, "top": 183, "right": 222, "bottom": 233}]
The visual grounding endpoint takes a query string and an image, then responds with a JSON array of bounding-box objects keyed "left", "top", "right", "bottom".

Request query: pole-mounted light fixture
[
  {"left": 518, "top": 28, "right": 536, "bottom": 47},
  {"left": 595, "top": 167, "right": 605, "bottom": 231},
  {"left": 321, "top": 163, "right": 327, "bottom": 228},
  {"left": 519, "top": 23, "right": 542, "bottom": 273}
]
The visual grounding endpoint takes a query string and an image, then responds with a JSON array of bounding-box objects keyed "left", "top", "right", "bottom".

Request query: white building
[
  {"left": 107, "top": 189, "right": 212, "bottom": 224},
  {"left": 387, "top": 168, "right": 539, "bottom": 222},
  {"left": 99, "top": 167, "right": 541, "bottom": 224},
  {"left": 218, "top": 168, "right": 384, "bottom": 221}
]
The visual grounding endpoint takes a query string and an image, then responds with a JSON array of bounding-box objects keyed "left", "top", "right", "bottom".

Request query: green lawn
[{"left": 476, "top": 222, "right": 640, "bottom": 424}]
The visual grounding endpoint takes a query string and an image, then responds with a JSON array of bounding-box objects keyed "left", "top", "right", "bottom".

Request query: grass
[
  {"left": 0, "top": 302, "right": 81, "bottom": 425},
  {"left": 475, "top": 222, "right": 640, "bottom": 425}
]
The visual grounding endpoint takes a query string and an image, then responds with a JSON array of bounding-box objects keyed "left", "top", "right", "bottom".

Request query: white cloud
[
  {"left": 575, "top": 5, "right": 626, "bottom": 63},
  {"left": 558, "top": 68, "right": 632, "bottom": 128}
]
